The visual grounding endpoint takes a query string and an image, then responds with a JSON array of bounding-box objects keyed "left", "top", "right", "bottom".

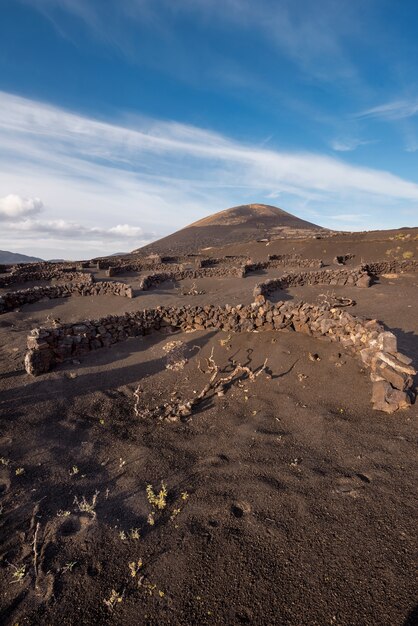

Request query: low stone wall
[
  {"left": 245, "top": 257, "right": 323, "bottom": 272},
  {"left": 138, "top": 266, "right": 246, "bottom": 290},
  {"left": 365, "top": 259, "right": 418, "bottom": 275},
  {"left": 267, "top": 254, "right": 324, "bottom": 268},
  {"left": 24, "top": 300, "right": 416, "bottom": 413},
  {"left": 0, "top": 268, "right": 92, "bottom": 288},
  {"left": 106, "top": 262, "right": 187, "bottom": 277},
  {"left": 199, "top": 256, "right": 249, "bottom": 268},
  {"left": 254, "top": 267, "right": 371, "bottom": 300},
  {"left": 0, "top": 280, "right": 133, "bottom": 314}
]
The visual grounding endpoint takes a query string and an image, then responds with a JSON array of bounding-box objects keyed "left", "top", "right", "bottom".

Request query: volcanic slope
[{"left": 136, "top": 203, "right": 326, "bottom": 255}]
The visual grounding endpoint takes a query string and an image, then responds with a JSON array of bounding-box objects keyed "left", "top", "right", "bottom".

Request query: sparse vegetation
[
  {"left": 146, "top": 482, "right": 168, "bottom": 510},
  {"left": 129, "top": 560, "right": 142, "bottom": 577},
  {"left": 103, "top": 589, "right": 123, "bottom": 612},
  {"left": 73, "top": 490, "right": 99, "bottom": 516},
  {"left": 10, "top": 564, "right": 26, "bottom": 584},
  {"left": 62, "top": 561, "right": 77, "bottom": 573}
]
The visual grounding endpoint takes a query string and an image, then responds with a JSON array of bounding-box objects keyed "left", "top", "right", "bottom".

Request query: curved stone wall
[{"left": 24, "top": 300, "right": 416, "bottom": 413}]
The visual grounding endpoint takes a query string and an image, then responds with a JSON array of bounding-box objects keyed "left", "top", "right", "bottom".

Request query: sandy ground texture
[{"left": 0, "top": 232, "right": 417, "bottom": 626}]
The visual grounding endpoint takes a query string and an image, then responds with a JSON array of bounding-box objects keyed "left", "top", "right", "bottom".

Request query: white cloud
[
  {"left": 108, "top": 224, "right": 144, "bottom": 237},
  {"left": 0, "top": 90, "right": 418, "bottom": 257},
  {"left": 330, "top": 138, "right": 374, "bottom": 152},
  {"left": 4, "top": 217, "right": 151, "bottom": 240},
  {"left": 0, "top": 194, "right": 43, "bottom": 219},
  {"left": 327, "top": 213, "right": 370, "bottom": 222}
]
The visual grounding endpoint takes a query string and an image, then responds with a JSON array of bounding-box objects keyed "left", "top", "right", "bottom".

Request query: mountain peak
[{"left": 135, "top": 203, "right": 326, "bottom": 255}]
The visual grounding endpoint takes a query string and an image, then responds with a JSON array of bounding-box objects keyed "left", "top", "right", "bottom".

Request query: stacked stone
[
  {"left": 365, "top": 259, "right": 418, "bottom": 275},
  {"left": 107, "top": 262, "right": 185, "bottom": 277},
  {"left": 333, "top": 254, "right": 356, "bottom": 265},
  {"left": 254, "top": 266, "right": 371, "bottom": 298},
  {"left": 360, "top": 333, "right": 416, "bottom": 413},
  {"left": 199, "top": 256, "right": 249, "bottom": 268},
  {"left": 267, "top": 254, "right": 324, "bottom": 268},
  {"left": 23, "top": 301, "right": 416, "bottom": 415},
  {"left": 0, "top": 268, "right": 92, "bottom": 288},
  {"left": 0, "top": 280, "right": 133, "bottom": 313},
  {"left": 245, "top": 257, "right": 324, "bottom": 272},
  {"left": 138, "top": 266, "right": 246, "bottom": 290}
]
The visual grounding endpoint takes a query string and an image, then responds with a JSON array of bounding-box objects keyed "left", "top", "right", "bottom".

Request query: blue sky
[{"left": 0, "top": 0, "right": 417, "bottom": 258}]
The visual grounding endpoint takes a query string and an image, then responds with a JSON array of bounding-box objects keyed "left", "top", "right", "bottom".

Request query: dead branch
[
  {"left": 181, "top": 282, "right": 205, "bottom": 296},
  {"left": 32, "top": 521, "right": 40, "bottom": 586},
  {"left": 133, "top": 349, "right": 268, "bottom": 421}
]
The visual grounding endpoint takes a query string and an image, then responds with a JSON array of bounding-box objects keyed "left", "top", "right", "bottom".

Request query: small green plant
[
  {"left": 57, "top": 509, "right": 71, "bottom": 517},
  {"left": 0, "top": 456, "right": 10, "bottom": 466},
  {"left": 10, "top": 565, "right": 26, "bottom": 584},
  {"left": 119, "top": 530, "right": 127, "bottom": 541},
  {"left": 103, "top": 589, "right": 123, "bottom": 612},
  {"left": 128, "top": 560, "right": 142, "bottom": 577},
  {"left": 403, "top": 250, "right": 414, "bottom": 259},
  {"left": 69, "top": 465, "right": 79, "bottom": 477},
  {"left": 181, "top": 491, "right": 189, "bottom": 501},
  {"left": 146, "top": 482, "right": 167, "bottom": 510},
  {"left": 147, "top": 512, "right": 155, "bottom": 526},
  {"left": 15, "top": 467, "right": 25, "bottom": 476}
]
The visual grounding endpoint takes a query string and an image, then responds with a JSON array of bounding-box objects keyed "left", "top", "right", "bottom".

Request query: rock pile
[
  {"left": 333, "top": 254, "right": 355, "bottom": 265},
  {"left": 24, "top": 300, "right": 416, "bottom": 414},
  {"left": 0, "top": 280, "right": 133, "bottom": 314},
  {"left": 360, "top": 334, "right": 416, "bottom": 413}
]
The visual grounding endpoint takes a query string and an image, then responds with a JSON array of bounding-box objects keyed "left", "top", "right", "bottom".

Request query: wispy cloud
[
  {"left": 357, "top": 99, "right": 418, "bottom": 121},
  {"left": 330, "top": 138, "right": 375, "bottom": 152},
  {"left": 1, "top": 90, "right": 418, "bottom": 257},
  {"left": 21, "top": 0, "right": 363, "bottom": 83}
]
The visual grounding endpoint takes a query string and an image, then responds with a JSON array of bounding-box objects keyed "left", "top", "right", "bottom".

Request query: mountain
[
  {"left": 0, "top": 250, "right": 44, "bottom": 264},
  {"left": 134, "top": 204, "right": 327, "bottom": 255}
]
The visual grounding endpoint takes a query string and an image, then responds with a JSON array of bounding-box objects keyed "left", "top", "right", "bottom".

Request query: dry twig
[{"left": 133, "top": 348, "right": 268, "bottom": 421}]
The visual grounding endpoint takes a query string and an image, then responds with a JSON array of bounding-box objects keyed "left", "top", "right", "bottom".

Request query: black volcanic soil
[{"left": 0, "top": 231, "right": 417, "bottom": 626}]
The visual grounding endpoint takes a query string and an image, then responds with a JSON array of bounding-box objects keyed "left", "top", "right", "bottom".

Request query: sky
[{"left": 0, "top": 0, "right": 417, "bottom": 259}]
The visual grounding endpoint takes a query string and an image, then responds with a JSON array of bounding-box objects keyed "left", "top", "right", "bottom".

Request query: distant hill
[
  {"left": 134, "top": 203, "right": 326, "bottom": 255},
  {"left": 0, "top": 249, "right": 44, "bottom": 264}
]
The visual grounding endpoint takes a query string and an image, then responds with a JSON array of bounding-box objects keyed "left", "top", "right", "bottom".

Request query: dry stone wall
[
  {"left": 138, "top": 266, "right": 246, "bottom": 290},
  {"left": 0, "top": 267, "right": 92, "bottom": 288},
  {"left": 24, "top": 300, "right": 416, "bottom": 413},
  {"left": 0, "top": 280, "right": 133, "bottom": 314},
  {"left": 364, "top": 259, "right": 418, "bottom": 275},
  {"left": 253, "top": 267, "right": 371, "bottom": 299}
]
